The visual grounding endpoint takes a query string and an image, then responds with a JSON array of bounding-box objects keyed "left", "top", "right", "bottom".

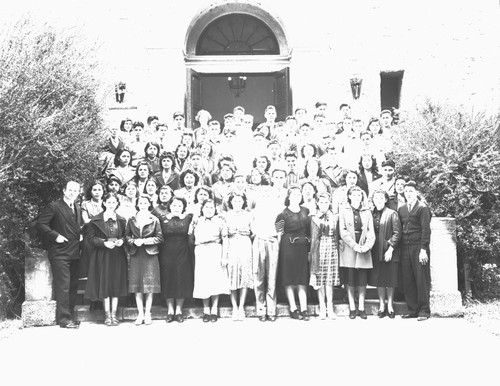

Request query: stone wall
[{"left": 1, "top": 0, "right": 498, "bottom": 124}]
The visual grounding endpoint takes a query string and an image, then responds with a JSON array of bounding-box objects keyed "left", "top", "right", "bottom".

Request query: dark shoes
[
  {"left": 174, "top": 314, "right": 185, "bottom": 323},
  {"left": 387, "top": 311, "right": 396, "bottom": 319},
  {"left": 166, "top": 314, "right": 174, "bottom": 323},
  {"left": 202, "top": 314, "right": 211, "bottom": 323},
  {"left": 290, "top": 309, "right": 303, "bottom": 320},
  {"left": 267, "top": 315, "right": 277, "bottom": 322},
  {"left": 258, "top": 315, "right": 267, "bottom": 322},
  {"left": 417, "top": 315, "right": 430, "bottom": 321},
  {"left": 401, "top": 314, "right": 418, "bottom": 319},
  {"left": 377, "top": 308, "right": 386, "bottom": 318},
  {"left": 210, "top": 314, "right": 218, "bottom": 323},
  {"left": 301, "top": 311, "right": 310, "bottom": 321},
  {"left": 358, "top": 310, "right": 367, "bottom": 320},
  {"left": 60, "top": 321, "right": 79, "bottom": 329},
  {"left": 349, "top": 310, "right": 357, "bottom": 319}
]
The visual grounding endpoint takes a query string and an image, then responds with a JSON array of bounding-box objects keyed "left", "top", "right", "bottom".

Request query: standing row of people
[{"left": 36, "top": 101, "right": 432, "bottom": 328}]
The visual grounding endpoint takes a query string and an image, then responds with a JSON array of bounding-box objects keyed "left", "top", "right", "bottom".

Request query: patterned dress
[
  {"left": 224, "top": 210, "right": 254, "bottom": 290},
  {"left": 309, "top": 210, "right": 340, "bottom": 287}
]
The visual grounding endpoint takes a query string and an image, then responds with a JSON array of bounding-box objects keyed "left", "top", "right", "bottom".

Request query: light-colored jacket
[{"left": 339, "top": 203, "right": 375, "bottom": 269}]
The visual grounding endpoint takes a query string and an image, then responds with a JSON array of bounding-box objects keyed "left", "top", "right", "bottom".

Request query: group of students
[{"left": 37, "top": 101, "right": 432, "bottom": 328}]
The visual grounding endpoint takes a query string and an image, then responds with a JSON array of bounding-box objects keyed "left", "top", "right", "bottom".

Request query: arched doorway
[{"left": 184, "top": 2, "right": 292, "bottom": 128}]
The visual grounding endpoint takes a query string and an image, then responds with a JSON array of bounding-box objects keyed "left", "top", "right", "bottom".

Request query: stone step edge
[{"left": 75, "top": 300, "right": 408, "bottom": 321}]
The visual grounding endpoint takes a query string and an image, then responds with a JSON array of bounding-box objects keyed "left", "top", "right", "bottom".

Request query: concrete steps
[{"left": 74, "top": 300, "right": 408, "bottom": 322}]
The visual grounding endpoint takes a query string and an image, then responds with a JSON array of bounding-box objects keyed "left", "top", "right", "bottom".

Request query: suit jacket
[
  {"left": 126, "top": 213, "right": 163, "bottom": 256},
  {"left": 373, "top": 207, "right": 402, "bottom": 262},
  {"left": 397, "top": 200, "right": 432, "bottom": 251},
  {"left": 36, "top": 199, "right": 83, "bottom": 260},
  {"left": 339, "top": 204, "right": 375, "bottom": 269},
  {"left": 154, "top": 171, "right": 180, "bottom": 191},
  {"left": 357, "top": 169, "right": 382, "bottom": 197}
]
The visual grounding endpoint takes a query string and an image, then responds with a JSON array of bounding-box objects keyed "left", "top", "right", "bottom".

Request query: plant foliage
[
  {"left": 393, "top": 101, "right": 500, "bottom": 300},
  {"left": 0, "top": 19, "right": 106, "bottom": 317}
]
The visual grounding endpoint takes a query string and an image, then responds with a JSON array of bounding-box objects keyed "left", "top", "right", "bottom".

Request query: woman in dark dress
[
  {"left": 85, "top": 193, "right": 128, "bottom": 326},
  {"left": 126, "top": 195, "right": 163, "bottom": 325},
  {"left": 368, "top": 189, "right": 401, "bottom": 318},
  {"left": 275, "top": 185, "right": 311, "bottom": 321},
  {"left": 159, "top": 196, "right": 194, "bottom": 323},
  {"left": 152, "top": 185, "right": 173, "bottom": 221}
]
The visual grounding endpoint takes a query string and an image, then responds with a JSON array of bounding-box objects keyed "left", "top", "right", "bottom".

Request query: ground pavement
[{"left": 1, "top": 316, "right": 497, "bottom": 386}]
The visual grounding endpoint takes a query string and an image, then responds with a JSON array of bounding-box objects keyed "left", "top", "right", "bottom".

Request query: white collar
[{"left": 103, "top": 212, "right": 117, "bottom": 222}]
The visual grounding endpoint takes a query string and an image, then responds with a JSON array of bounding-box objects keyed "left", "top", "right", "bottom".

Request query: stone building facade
[{"left": 4, "top": 0, "right": 497, "bottom": 127}]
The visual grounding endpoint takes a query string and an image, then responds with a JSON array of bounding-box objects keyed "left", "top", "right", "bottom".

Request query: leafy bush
[
  {"left": 0, "top": 19, "right": 106, "bottom": 317},
  {"left": 392, "top": 101, "right": 500, "bottom": 300}
]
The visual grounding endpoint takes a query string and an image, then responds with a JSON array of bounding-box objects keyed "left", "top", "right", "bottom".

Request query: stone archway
[{"left": 183, "top": 2, "right": 292, "bottom": 127}]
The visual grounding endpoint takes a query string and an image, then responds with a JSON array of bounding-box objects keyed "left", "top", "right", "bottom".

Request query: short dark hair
[
  {"left": 135, "top": 194, "right": 153, "bottom": 212},
  {"left": 404, "top": 180, "right": 418, "bottom": 190},
  {"left": 167, "top": 196, "right": 187, "bottom": 213},
  {"left": 114, "top": 149, "right": 132, "bottom": 167},
  {"left": 371, "top": 189, "right": 389, "bottom": 205},
  {"left": 300, "top": 143, "right": 317, "bottom": 159},
  {"left": 284, "top": 151, "right": 298, "bottom": 160},
  {"left": 159, "top": 151, "right": 176, "bottom": 171},
  {"left": 227, "top": 191, "right": 248, "bottom": 210},
  {"left": 119, "top": 118, "right": 133, "bottom": 131},
  {"left": 85, "top": 180, "right": 106, "bottom": 200},
  {"left": 135, "top": 161, "right": 152, "bottom": 178},
  {"left": 132, "top": 121, "right": 144, "bottom": 129},
  {"left": 315, "top": 101, "right": 327, "bottom": 108},
  {"left": 147, "top": 116, "right": 159, "bottom": 125},
  {"left": 347, "top": 186, "right": 364, "bottom": 205},
  {"left": 102, "top": 192, "right": 121, "bottom": 210},
  {"left": 253, "top": 155, "right": 271, "bottom": 173},
  {"left": 144, "top": 142, "right": 160, "bottom": 157},
  {"left": 107, "top": 175, "right": 122, "bottom": 187},
  {"left": 342, "top": 170, "right": 358, "bottom": 186},
  {"left": 200, "top": 198, "right": 218, "bottom": 217},
  {"left": 179, "top": 169, "right": 200, "bottom": 188},
  {"left": 173, "top": 111, "right": 185, "bottom": 119},
  {"left": 339, "top": 103, "right": 350, "bottom": 110},
  {"left": 381, "top": 160, "right": 396, "bottom": 169},
  {"left": 194, "top": 186, "right": 213, "bottom": 204},
  {"left": 157, "top": 185, "right": 174, "bottom": 204}
]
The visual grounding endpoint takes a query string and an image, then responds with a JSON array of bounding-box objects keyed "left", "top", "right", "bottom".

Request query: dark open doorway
[{"left": 188, "top": 68, "right": 291, "bottom": 127}]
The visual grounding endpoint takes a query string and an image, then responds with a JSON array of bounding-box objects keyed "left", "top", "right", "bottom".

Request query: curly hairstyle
[
  {"left": 179, "top": 169, "right": 200, "bottom": 188},
  {"left": 227, "top": 190, "right": 248, "bottom": 210}
]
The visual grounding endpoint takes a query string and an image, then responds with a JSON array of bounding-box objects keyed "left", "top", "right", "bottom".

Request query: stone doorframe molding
[{"left": 183, "top": 1, "right": 292, "bottom": 127}]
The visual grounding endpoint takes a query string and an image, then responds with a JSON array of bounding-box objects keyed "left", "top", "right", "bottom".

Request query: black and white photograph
[{"left": 0, "top": 0, "right": 499, "bottom": 385}]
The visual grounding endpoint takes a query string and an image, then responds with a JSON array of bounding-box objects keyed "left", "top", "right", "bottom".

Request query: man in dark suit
[
  {"left": 398, "top": 181, "right": 432, "bottom": 321},
  {"left": 37, "top": 181, "right": 83, "bottom": 328}
]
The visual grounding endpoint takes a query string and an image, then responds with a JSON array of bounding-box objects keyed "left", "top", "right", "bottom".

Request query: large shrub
[
  {"left": 392, "top": 101, "right": 500, "bottom": 300},
  {"left": 0, "top": 19, "right": 106, "bottom": 317}
]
